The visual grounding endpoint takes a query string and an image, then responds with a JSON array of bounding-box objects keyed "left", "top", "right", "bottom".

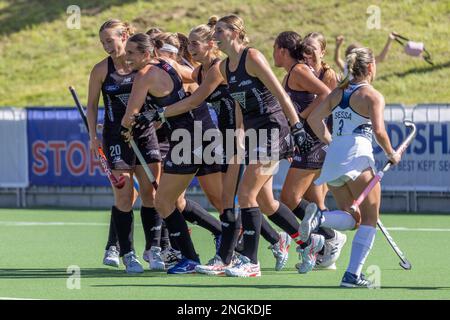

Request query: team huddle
[{"left": 86, "top": 14, "right": 402, "bottom": 288}]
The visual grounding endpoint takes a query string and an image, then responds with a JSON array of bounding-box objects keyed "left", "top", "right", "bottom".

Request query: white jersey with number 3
[{"left": 315, "top": 82, "right": 376, "bottom": 186}]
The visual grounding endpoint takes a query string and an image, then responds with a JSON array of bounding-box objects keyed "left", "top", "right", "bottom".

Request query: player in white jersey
[{"left": 300, "top": 47, "right": 401, "bottom": 287}]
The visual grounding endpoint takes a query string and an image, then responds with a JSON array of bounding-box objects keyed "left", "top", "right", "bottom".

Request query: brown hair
[
  {"left": 127, "top": 33, "right": 155, "bottom": 55},
  {"left": 177, "top": 32, "right": 196, "bottom": 67},
  {"left": 146, "top": 27, "right": 164, "bottom": 38},
  {"left": 218, "top": 14, "right": 249, "bottom": 45},
  {"left": 275, "top": 31, "right": 303, "bottom": 60},
  {"left": 153, "top": 32, "right": 180, "bottom": 51},
  {"left": 189, "top": 16, "right": 221, "bottom": 58},
  {"left": 345, "top": 42, "right": 363, "bottom": 56},
  {"left": 303, "top": 32, "right": 336, "bottom": 85},
  {"left": 339, "top": 47, "right": 375, "bottom": 89},
  {"left": 99, "top": 19, "right": 135, "bottom": 37}
]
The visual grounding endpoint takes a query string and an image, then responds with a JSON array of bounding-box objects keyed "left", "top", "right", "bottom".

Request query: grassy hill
[{"left": 0, "top": 0, "right": 449, "bottom": 107}]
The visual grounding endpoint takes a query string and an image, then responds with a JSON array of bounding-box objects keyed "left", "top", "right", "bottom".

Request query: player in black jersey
[
  {"left": 155, "top": 19, "right": 293, "bottom": 274},
  {"left": 153, "top": 15, "right": 323, "bottom": 277},
  {"left": 273, "top": 31, "right": 346, "bottom": 271},
  {"left": 152, "top": 32, "right": 223, "bottom": 257},
  {"left": 120, "top": 33, "right": 224, "bottom": 274},
  {"left": 86, "top": 20, "right": 167, "bottom": 273}
]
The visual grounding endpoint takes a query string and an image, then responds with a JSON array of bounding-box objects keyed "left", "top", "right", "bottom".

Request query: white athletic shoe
[
  {"left": 269, "top": 232, "right": 291, "bottom": 271},
  {"left": 143, "top": 246, "right": 165, "bottom": 271},
  {"left": 297, "top": 234, "right": 325, "bottom": 274},
  {"left": 195, "top": 254, "right": 235, "bottom": 276},
  {"left": 123, "top": 251, "right": 144, "bottom": 274},
  {"left": 299, "top": 202, "right": 323, "bottom": 243},
  {"left": 225, "top": 254, "right": 261, "bottom": 277},
  {"left": 316, "top": 231, "right": 347, "bottom": 269},
  {"left": 161, "top": 247, "right": 182, "bottom": 268},
  {"left": 103, "top": 246, "right": 120, "bottom": 268}
]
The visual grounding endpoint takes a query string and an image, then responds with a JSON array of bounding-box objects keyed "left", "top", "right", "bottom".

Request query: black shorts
[
  {"left": 290, "top": 141, "right": 327, "bottom": 170},
  {"left": 243, "top": 110, "right": 293, "bottom": 165},
  {"left": 103, "top": 125, "right": 161, "bottom": 170},
  {"left": 162, "top": 119, "right": 223, "bottom": 176}
]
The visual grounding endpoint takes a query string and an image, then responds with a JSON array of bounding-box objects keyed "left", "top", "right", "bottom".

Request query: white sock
[
  {"left": 321, "top": 210, "right": 356, "bottom": 231},
  {"left": 346, "top": 225, "right": 376, "bottom": 276}
]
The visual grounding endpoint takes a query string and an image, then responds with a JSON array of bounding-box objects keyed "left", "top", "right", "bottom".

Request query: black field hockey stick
[
  {"left": 350, "top": 120, "right": 417, "bottom": 270},
  {"left": 69, "top": 86, "right": 126, "bottom": 189}
]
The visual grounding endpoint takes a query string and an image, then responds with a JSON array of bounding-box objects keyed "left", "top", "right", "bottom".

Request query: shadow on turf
[{"left": 0, "top": 268, "right": 168, "bottom": 279}]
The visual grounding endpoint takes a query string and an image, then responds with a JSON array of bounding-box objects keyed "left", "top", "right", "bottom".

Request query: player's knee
[
  {"left": 279, "top": 190, "right": 298, "bottom": 210},
  {"left": 238, "top": 188, "right": 256, "bottom": 207},
  {"left": 154, "top": 195, "right": 169, "bottom": 218}
]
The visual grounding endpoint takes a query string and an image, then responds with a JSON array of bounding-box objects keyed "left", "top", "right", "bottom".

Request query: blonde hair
[
  {"left": 218, "top": 14, "right": 249, "bottom": 45},
  {"left": 189, "top": 16, "right": 221, "bottom": 58},
  {"left": 339, "top": 47, "right": 375, "bottom": 89},
  {"left": 303, "top": 32, "right": 335, "bottom": 84},
  {"left": 99, "top": 19, "right": 135, "bottom": 37}
]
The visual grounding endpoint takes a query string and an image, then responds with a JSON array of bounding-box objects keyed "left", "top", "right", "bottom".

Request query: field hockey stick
[
  {"left": 350, "top": 120, "right": 417, "bottom": 270},
  {"left": 69, "top": 86, "right": 126, "bottom": 189},
  {"left": 127, "top": 139, "right": 159, "bottom": 190}
]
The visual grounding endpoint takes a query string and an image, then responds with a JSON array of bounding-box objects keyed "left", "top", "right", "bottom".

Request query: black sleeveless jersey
[
  {"left": 225, "top": 47, "right": 282, "bottom": 118},
  {"left": 101, "top": 57, "right": 140, "bottom": 131},
  {"left": 197, "top": 59, "right": 235, "bottom": 131}
]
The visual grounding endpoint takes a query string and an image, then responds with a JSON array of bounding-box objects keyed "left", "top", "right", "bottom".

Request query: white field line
[
  {"left": 0, "top": 297, "right": 44, "bottom": 300},
  {"left": 0, "top": 221, "right": 450, "bottom": 231}
]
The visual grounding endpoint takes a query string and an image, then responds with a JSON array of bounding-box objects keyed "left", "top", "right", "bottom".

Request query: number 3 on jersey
[{"left": 337, "top": 119, "right": 344, "bottom": 136}]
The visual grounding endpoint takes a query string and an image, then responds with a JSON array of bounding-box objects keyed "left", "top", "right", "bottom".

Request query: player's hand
[
  {"left": 89, "top": 137, "right": 102, "bottom": 158},
  {"left": 120, "top": 125, "right": 132, "bottom": 143},
  {"left": 133, "top": 108, "right": 165, "bottom": 130},
  {"left": 336, "top": 35, "right": 344, "bottom": 45},
  {"left": 387, "top": 151, "right": 401, "bottom": 165},
  {"left": 389, "top": 32, "right": 398, "bottom": 40},
  {"left": 291, "top": 121, "right": 314, "bottom": 156}
]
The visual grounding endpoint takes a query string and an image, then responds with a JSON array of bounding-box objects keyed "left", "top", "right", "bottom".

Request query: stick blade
[{"left": 400, "top": 259, "right": 412, "bottom": 270}]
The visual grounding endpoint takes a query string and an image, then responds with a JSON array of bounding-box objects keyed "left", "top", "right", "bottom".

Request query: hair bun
[{"left": 207, "top": 15, "right": 218, "bottom": 27}]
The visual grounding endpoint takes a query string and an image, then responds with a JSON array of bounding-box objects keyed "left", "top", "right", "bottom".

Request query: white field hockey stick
[
  {"left": 128, "top": 139, "right": 159, "bottom": 190},
  {"left": 350, "top": 120, "right": 417, "bottom": 270},
  {"left": 69, "top": 86, "right": 126, "bottom": 189}
]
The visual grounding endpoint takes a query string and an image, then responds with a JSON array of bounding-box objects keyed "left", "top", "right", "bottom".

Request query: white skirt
[{"left": 315, "top": 135, "right": 376, "bottom": 186}]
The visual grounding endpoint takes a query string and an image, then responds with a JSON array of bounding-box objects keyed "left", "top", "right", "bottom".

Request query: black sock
[
  {"left": 317, "top": 227, "right": 336, "bottom": 240},
  {"left": 160, "top": 221, "right": 171, "bottom": 251},
  {"left": 105, "top": 207, "right": 119, "bottom": 250},
  {"left": 182, "top": 199, "right": 222, "bottom": 236},
  {"left": 164, "top": 208, "right": 198, "bottom": 261},
  {"left": 111, "top": 206, "right": 134, "bottom": 257},
  {"left": 292, "top": 199, "right": 309, "bottom": 220},
  {"left": 260, "top": 216, "right": 279, "bottom": 245},
  {"left": 268, "top": 202, "right": 300, "bottom": 235},
  {"left": 241, "top": 207, "right": 262, "bottom": 264},
  {"left": 140, "top": 207, "right": 162, "bottom": 250},
  {"left": 218, "top": 208, "right": 242, "bottom": 264}
]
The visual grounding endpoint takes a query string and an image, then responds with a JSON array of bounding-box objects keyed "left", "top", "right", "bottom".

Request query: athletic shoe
[
  {"left": 299, "top": 202, "right": 323, "bottom": 243},
  {"left": 161, "top": 247, "right": 182, "bottom": 268},
  {"left": 297, "top": 234, "right": 325, "bottom": 274},
  {"left": 167, "top": 257, "right": 200, "bottom": 274},
  {"left": 340, "top": 272, "right": 372, "bottom": 288},
  {"left": 316, "top": 231, "right": 347, "bottom": 269},
  {"left": 269, "top": 232, "right": 291, "bottom": 271},
  {"left": 122, "top": 251, "right": 144, "bottom": 274},
  {"left": 103, "top": 246, "right": 120, "bottom": 268},
  {"left": 214, "top": 234, "right": 222, "bottom": 254},
  {"left": 224, "top": 254, "right": 261, "bottom": 277},
  {"left": 143, "top": 246, "right": 165, "bottom": 271},
  {"left": 195, "top": 254, "right": 231, "bottom": 276}
]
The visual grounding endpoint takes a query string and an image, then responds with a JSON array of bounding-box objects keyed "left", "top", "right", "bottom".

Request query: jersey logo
[
  {"left": 117, "top": 94, "right": 130, "bottom": 107},
  {"left": 230, "top": 92, "right": 246, "bottom": 110},
  {"left": 122, "top": 77, "right": 132, "bottom": 84},
  {"left": 229, "top": 76, "right": 237, "bottom": 84},
  {"left": 238, "top": 79, "right": 252, "bottom": 87},
  {"left": 105, "top": 85, "right": 120, "bottom": 92}
]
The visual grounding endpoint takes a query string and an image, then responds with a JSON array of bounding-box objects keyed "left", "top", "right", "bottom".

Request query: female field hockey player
[
  {"left": 148, "top": 15, "right": 325, "bottom": 277},
  {"left": 273, "top": 31, "right": 346, "bottom": 271},
  {"left": 301, "top": 47, "right": 401, "bottom": 287},
  {"left": 87, "top": 19, "right": 165, "bottom": 273},
  {"left": 121, "top": 33, "right": 223, "bottom": 274}
]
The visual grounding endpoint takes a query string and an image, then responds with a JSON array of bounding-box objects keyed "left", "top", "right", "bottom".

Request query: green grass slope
[{"left": 0, "top": 0, "right": 449, "bottom": 107}]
